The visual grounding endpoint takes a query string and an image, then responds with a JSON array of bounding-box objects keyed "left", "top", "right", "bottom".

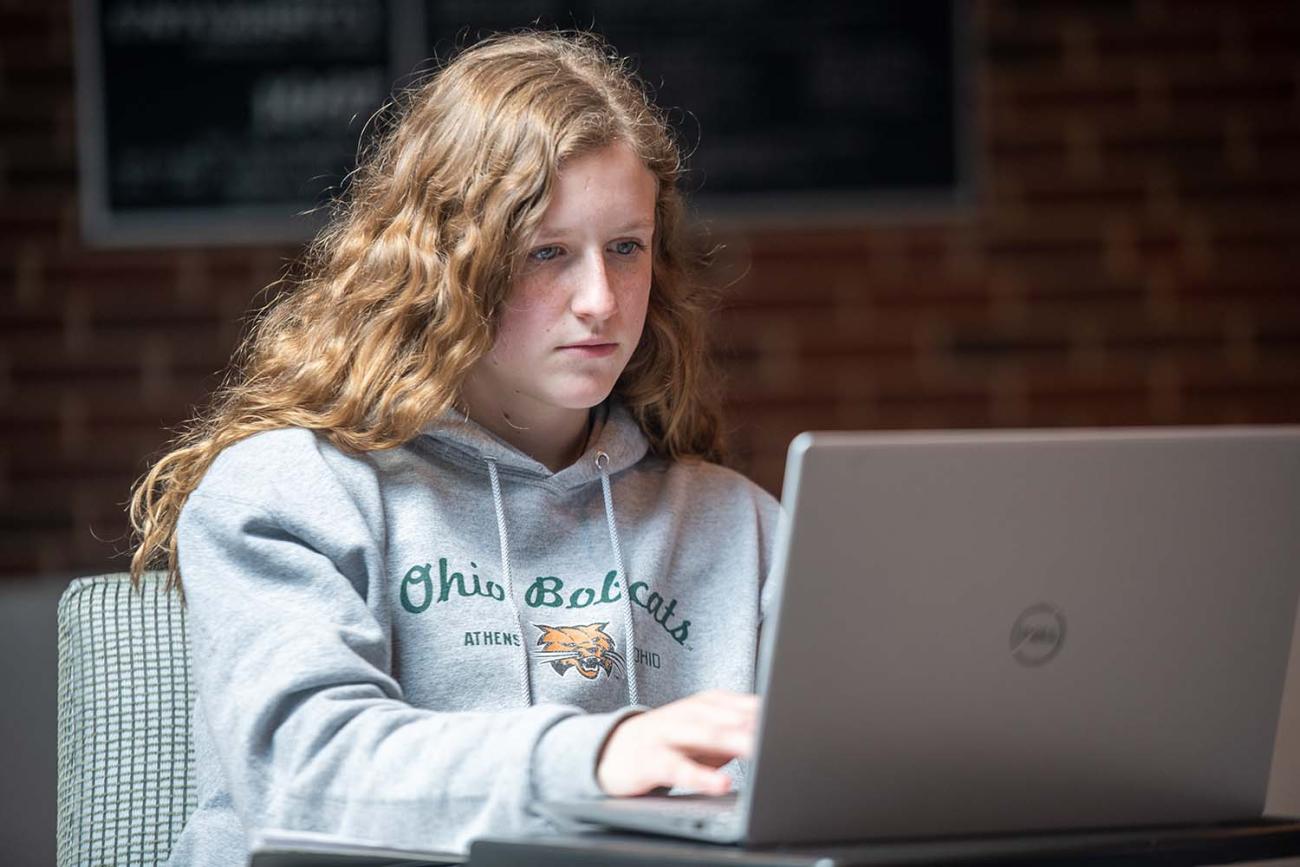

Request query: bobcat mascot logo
[{"left": 534, "top": 622, "right": 625, "bottom": 680}]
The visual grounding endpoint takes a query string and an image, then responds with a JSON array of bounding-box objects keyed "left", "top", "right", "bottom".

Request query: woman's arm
[{"left": 177, "top": 489, "right": 640, "bottom": 855}]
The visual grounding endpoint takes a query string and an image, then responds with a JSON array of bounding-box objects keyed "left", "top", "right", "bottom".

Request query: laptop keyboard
[
  {"left": 600, "top": 792, "right": 742, "bottom": 833},
  {"left": 603, "top": 792, "right": 739, "bottom": 815}
]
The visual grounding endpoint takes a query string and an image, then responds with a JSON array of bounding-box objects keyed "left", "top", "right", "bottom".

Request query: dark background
[
  {"left": 5, "top": 1, "right": 1294, "bottom": 582},
  {"left": 2, "top": 0, "right": 1294, "bottom": 579},
  {"left": 82, "top": 0, "right": 966, "bottom": 240},
  {"left": 2, "top": 2, "right": 1299, "bottom": 864}
]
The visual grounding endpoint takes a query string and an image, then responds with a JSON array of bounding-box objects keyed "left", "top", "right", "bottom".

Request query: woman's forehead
[{"left": 538, "top": 143, "right": 657, "bottom": 233}]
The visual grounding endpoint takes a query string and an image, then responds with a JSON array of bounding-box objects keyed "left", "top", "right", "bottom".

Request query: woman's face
[{"left": 465, "top": 140, "right": 657, "bottom": 419}]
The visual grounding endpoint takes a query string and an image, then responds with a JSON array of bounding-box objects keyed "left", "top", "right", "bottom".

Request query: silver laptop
[{"left": 540, "top": 426, "right": 1300, "bottom": 846}]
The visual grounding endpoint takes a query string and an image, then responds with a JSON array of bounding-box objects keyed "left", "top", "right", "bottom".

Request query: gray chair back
[{"left": 56, "top": 571, "right": 196, "bottom": 866}]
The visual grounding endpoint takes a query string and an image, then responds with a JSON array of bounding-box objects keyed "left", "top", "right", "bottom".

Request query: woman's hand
[{"left": 595, "top": 689, "right": 759, "bottom": 797}]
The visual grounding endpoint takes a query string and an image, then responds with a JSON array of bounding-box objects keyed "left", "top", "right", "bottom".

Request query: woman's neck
[{"left": 462, "top": 400, "right": 594, "bottom": 474}]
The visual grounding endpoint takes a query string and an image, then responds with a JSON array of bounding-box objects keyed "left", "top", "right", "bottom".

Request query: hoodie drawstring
[
  {"left": 596, "top": 450, "right": 640, "bottom": 707},
  {"left": 483, "top": 451, "right": 641, "bottom": 710},
  {"left": 485, "top": 457, "right": 533, "bottom": 706}
]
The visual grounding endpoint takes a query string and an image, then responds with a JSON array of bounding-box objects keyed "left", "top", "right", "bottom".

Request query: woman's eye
[
  {"left": 612, "top": 240, "right": 644, "bottom": 256},
  {"left": 530, "top": 245, "right": 562, "bottom": 262}
]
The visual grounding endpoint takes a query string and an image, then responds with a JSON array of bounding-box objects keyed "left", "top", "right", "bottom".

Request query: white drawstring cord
[
  {"left": 485, "top": 457, "right": 534, "bottom": 706},
  {"left": 596, "top": 450, "right": 640, "bottom": 707},
  {"left": 482, "top": 448, "right": 641, "bottom": 709}
]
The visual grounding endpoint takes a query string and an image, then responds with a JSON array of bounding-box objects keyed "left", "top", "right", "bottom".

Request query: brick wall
[{"left": 1, "top": 1, "right": 1298, "bottom": 578}]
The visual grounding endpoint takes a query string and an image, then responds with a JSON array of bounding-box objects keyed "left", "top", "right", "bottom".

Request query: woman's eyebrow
[{"left": 535, "top": 219, "right": 655, "bottom": 236}]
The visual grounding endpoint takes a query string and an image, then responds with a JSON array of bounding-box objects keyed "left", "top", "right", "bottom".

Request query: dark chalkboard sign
[
  {"left": 74, "top": 0, "right": 419, "bottom": 246},
  {"left": 74, "top": 0, "right": 971, "bottom": 247},
  {"left": 424, "top": 0, "right": 973, "bottom": 225}
]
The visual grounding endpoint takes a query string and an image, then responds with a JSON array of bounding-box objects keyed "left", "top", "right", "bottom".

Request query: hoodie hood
[{"left": 417, "top": 396, "right": 650, "bottom": 490}]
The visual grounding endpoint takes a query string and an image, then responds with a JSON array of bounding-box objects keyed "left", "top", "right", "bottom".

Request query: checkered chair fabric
[{"left": 56, "top": 570, "right": 196, "bottom": 866}]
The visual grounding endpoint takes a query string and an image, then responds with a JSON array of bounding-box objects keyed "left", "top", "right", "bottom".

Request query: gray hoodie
[{"left": 164, "top": 397, "right": 782, "bottom": 863}]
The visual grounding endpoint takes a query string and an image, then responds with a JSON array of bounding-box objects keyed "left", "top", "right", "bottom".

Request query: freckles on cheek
[{"left": 488, "top": 325, "right": 532, "bottom": 369}]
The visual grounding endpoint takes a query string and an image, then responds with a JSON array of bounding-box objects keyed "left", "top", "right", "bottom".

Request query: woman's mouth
[{"left": 558, "top": 343, "right": 617, "bottom": 358}]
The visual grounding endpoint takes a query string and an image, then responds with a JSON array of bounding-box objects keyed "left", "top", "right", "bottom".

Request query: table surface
[{"left": 466, "top": 818, "right": 1300, "bottom": 867}]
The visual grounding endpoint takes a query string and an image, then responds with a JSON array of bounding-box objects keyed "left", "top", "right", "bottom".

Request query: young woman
[{"left": 128, "top": 29, "right": 782, "bottom": 862}]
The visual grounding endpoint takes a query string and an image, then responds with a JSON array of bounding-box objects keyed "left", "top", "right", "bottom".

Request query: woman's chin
[{"left": 546, "top": 379, "right": 620, "bottom": 410}]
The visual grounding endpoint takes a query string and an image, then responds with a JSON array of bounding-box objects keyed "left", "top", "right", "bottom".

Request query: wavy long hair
[{"left": 125, "top": 29, "right": 727, "bottom": 597}]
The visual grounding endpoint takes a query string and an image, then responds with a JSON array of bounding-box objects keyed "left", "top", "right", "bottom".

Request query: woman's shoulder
[
  {"left": 191, "top": 426, "right": 383, "bottom": 512},
  {"left": 199, "top": 426, "right": 313, "bottom": 480},
  {"left": 655, "top": 455, "right": 780, "bottom": 514}
]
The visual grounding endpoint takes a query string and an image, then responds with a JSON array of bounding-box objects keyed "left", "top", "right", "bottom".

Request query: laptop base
[{"left": 539, "top": 793, "right": 744, "bottom": 844}]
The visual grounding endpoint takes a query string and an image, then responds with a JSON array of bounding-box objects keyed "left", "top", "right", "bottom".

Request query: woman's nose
[{"left": 571, "top": 253, "right": 618, "bottom": 320}]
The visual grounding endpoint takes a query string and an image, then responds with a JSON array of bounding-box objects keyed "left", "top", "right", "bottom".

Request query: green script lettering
[
  {"left": 518, "top": 573, "right": 694, "bottom": 646},
  {"left": 599, "top": 570, "right": 621, "bottom": 603},
  {"left": 400, "top": 563, "right": 434, "bottom": 613},
  {"left": 525, "top": 576, "right": 564, "bottom": 608}
]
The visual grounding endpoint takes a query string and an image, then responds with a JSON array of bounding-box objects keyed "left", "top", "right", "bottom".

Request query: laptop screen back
[{"left": 747, "top": 427, "right": 1300, "bottom": 845}]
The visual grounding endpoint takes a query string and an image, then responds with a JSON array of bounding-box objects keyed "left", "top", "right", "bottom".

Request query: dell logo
[{"left": 1010, "top": 603, "right": 1066, "bottom": 667}]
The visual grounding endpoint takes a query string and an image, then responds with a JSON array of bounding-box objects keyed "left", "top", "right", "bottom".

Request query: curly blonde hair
[{"left": 125, "top": 29, "right": 727, "bottom": 597}]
